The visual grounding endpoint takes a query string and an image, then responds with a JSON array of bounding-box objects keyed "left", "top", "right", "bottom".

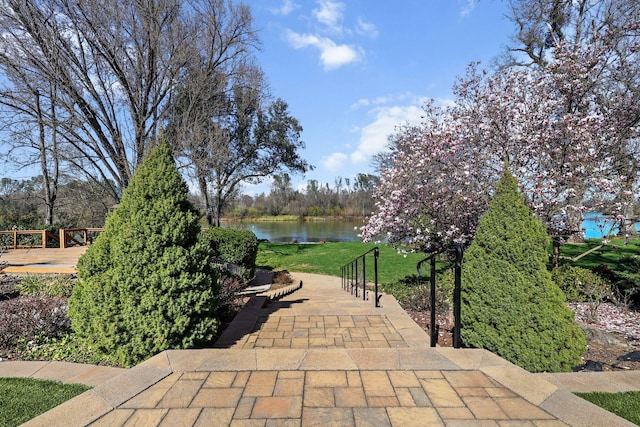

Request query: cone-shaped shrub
[
  {"left": 461, "top": 168, "right": 585, "bottom": 372},
  {"left": 68, "top": 142, "right": 219, "bottom": 367}
]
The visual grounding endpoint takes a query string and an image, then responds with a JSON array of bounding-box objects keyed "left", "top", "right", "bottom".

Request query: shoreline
[{"left": 221, "top": 215, "right": 367, "bottom": 223}]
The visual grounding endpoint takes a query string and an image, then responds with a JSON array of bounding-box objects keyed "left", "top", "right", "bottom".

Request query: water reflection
[{"left": 221, "top": 219, "right": 364, "bottom": 242}]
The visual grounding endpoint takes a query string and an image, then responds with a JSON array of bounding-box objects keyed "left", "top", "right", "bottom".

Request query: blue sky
[
  {"left": 243, "top": 0, "right": 515, "bottom": 195},
  {"left": 1, "top": 0, "right": 516, "bottom": 196}
]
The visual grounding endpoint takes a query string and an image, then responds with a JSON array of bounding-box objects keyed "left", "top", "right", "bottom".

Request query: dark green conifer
[
  {"left": 69, "top": 142, "right": 218, "bottom": 367},
  {"left": 461, "top": 168, "right": 585, "bottom": 372}
]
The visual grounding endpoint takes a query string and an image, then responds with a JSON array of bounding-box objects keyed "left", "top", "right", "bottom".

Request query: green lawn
[
  {"left": 576, "top": 391, "right": 640, "bottom": 425},
  {"left": 256, "top": 241, "right": 428, "bottom": 284},
  {"left": 257, "top": 239, "right": 640, "bottom": 286},
  {"left": 560, "top": 238, "right": 640, "bottom": 269},
  {"left": 0, "top": 378, "right": 90, "bottom": 426}
]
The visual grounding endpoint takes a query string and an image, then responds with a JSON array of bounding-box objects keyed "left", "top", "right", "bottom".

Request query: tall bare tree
[
  {"left": 0, "top": 64, "right": 61, "bottom": 225},
  {"left": 0, "top": 0, "right": 253, "bottom": 203},
  {"left": 165, "top": 4, "right": 310, "bottom": 226}
]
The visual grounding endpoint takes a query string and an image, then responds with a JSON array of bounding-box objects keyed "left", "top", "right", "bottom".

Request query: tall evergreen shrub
[
  {"left": 68, "top": 143, "right": 219, "bottom": 367},
  {"left": 461, "top": 169, "right": 585, "bottom": 372}
]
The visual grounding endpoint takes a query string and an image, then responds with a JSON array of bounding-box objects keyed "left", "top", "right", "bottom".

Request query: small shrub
[
  {"left": 216, "top": 275, "right": 250, "bottom": 323},
  {"left": 0, "top": 297, "right": 70, "bottom": 348},
  {"left": 612, "top": 256, "right": 640, "bottom": 305},
  {"left": 201, "top": 227, "right": 258, "bottom": 282},
  {"left": 552, "top": 265, "right": 611, "bottom": 320},
  {"left": 16, "top": 275, "right": 77, "bottom": 298}
]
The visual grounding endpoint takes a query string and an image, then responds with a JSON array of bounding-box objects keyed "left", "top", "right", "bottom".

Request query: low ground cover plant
[
  {"left": 0, "top": 296, "right": 70, "bottom": 351},
  {"left": 16, "top": 274, "right": 76, "bottom": 298}
]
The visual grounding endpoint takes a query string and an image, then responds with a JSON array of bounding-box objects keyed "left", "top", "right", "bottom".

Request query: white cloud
[
  {"left": 436, "top": 97, "right": 456, "bottom": 108},
  {"left": 312, "top": 0, "right": 345, "bottom": 32},
  {"left": 350, "top": 93, "right": 424, "bottom": 111},
  {"left": 242, "top": 177, "right": 274, "bottom": 197},
  {"left": 356, "top": 17, "right": 378, "bottom": 39},
  {"left": 322, "top": 152, "right": 348, "bottom": 171},
  {"left": 272, "top": 0, "right": 299, "bottom": 16},
  {"left": 351, "top": 105, "right": 424, "bottom": 164},
  {"left": 350, "top": 95, "right": 396, "bottom": 111},
  {"left": 460, "top": 0, "right": 476, "bottom": 16},
  {"left": 285, "top": 30, "right": 361, "bottom": 70}
]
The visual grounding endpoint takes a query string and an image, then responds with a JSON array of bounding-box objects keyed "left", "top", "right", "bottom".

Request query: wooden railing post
[{"left": 59, "top": 229, "right": 66, "bottom": 249}]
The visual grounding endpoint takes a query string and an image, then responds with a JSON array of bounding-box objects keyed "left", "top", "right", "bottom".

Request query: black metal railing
[
  {"left": 340, "top": 246, "right": 381, "bottom": 307},
  {"left": 417, "top": 243, "right": 464, "bottom": 348}
]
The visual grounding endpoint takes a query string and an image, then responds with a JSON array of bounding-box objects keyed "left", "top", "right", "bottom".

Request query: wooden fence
[
  {"left": 59, "top": 228, "right": 105, "bottom": 249},
  {"left": 0, "top": 228, "right": 104, "bottom": 249}
]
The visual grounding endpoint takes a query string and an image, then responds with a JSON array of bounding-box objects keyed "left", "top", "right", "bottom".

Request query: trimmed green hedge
[
  {"left": 201, "top": 227, "right": 258, "bottom": 282},
  {"left": 461, "top": 169, "right": 586, "bottom": 372}
]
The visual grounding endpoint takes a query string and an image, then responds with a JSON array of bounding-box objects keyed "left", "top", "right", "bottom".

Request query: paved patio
[{"left": 1, "top": 272, "right": 638, "bottom": 426}]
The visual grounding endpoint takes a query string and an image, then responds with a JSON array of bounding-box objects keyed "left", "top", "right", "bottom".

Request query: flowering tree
[
  {"left": 362, "top": 48, "right": 639, "bottom": 253},
  {"left": 360, "top": 101, "right": 494, "bottom": 253},
  {"left": 459, "top": 53, "right": 635, "bottom": 235},
  {"left": 504, "top": 0, "right": 640, "bottom": 236}
]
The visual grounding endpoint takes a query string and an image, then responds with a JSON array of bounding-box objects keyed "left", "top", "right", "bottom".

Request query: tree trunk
[{"left": 197, "top": 173, "right": 213, "bottom": 226}]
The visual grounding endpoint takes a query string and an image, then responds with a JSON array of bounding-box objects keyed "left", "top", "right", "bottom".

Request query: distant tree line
[
  {"left": 0, "top": 172, "right": 380, "bottom": 229},
  {"left": 220, "top": 173, "right": 380, "bottom": 219}
]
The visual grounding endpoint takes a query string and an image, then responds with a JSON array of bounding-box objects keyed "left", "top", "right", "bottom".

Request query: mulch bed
[{"left": 406, "top": 303, "right": 640, "bottom": 372}]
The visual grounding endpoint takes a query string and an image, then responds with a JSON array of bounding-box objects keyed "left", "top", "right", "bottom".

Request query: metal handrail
[
  {"left": 417, "top": 250, "right": 442, "bottom": 348},
  {"left": 340, "top": 246, "right": 381, "bottom": 307},
  {"left": 417, "top": 244, "right": 464, "bottom": 348}
]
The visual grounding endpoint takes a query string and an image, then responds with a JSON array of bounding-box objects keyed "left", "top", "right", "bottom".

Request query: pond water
[
  {"left": 223, "top": 214, "right": 640, "bottom": 243},
  {"left": 582, "top": 212, "right": 640, "bottom": 239},
  {"left": 221, "top": 219, "right": 365, "bottom": 242}
]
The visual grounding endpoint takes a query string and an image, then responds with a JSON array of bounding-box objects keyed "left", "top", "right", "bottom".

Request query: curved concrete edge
[
  {"left": 21, "top": 363, "right": 172, "bottom": 427},
  {"left": 479, "top": 359, "right": 639, "bottom": 426},
  {"left": 537, "top": 370, "right": 640, "bottom": 393},
  {"left": 0, "top": 360, "right": 124, "bottom": 387}
]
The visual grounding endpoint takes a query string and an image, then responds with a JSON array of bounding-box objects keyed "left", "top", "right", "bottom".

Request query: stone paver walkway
[{"left": 2, "top": 272, "right": 638, "bottom": 426}]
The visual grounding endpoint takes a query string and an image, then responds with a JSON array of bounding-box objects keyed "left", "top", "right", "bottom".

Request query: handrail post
[
  {"left": 374, "top": 247, "right": 380, "bottom": 307},
  {"left": 430, "top": 255, "right": 437, "bottom": 347},
  {"left": 452, "top": 244, "right": 464, "bottom": 349},
  {"left": 354, "top": 258, "right": 358, "bottom": 298},
  {"left": 350, "top": 262, "right": 355, "bottom": 295},
  {"left": 362, "top": 256, "right": 366, "bottom": 300}
]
